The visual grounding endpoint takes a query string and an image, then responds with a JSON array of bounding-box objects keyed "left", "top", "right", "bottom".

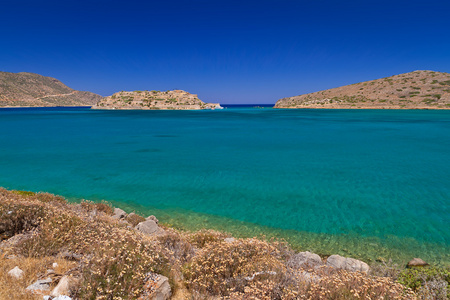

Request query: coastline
[
  {"left": 102, "top": 197, "right": 450, "bottom": 267},
  {"left": 2, "top": 187, "right": 431, "bottom": 299},
  {"left": 273, "top": 106, "right": 450, "bottom": 110}
]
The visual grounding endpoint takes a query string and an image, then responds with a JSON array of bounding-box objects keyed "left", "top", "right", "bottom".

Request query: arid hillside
[
  {"left": 92, "top": 90, "right": 222, "bottom": 110},
  {"left": 0, "top": 72, "right": 102, "bottom": 107},
  {"left": 275, "top": 70, "right": 450, "bottom": 109}
]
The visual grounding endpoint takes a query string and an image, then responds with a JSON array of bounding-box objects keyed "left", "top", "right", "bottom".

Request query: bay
[{"left": 0, "top": 106, "right": 449, "bottom": 264}]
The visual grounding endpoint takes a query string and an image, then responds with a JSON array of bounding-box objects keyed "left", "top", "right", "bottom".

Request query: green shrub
[{"left": 398, "top": 267, "right": 449, "bottom": 298}]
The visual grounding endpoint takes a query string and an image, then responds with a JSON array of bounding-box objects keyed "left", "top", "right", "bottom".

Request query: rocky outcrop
[
  {"left": 275, "top": 70, "right": 450, "bottom": 109},
  {"left": 326, "top": 254, "right": 370, "bottom": 273},
  {"left": 0, "top": 71, "right": 102, "bottom": 107},
  {"left": 92, "top": 90, "right": 222, "bottom": 110}
]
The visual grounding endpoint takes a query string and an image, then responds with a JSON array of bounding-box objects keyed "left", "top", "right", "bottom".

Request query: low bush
[
  {"left": 398, "top": 266, "right": 449, "bottom": 299},
  {"left": 183, "top": 238, "right": 286, "bottom": 296}
]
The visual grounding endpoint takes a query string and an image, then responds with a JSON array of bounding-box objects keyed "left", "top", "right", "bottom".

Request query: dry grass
[
  {"left": 0, "top": 256, "right": 77, "bottom": 300},
  {"left": 80, "top": 199, "right": 114, "bottom": 215}
]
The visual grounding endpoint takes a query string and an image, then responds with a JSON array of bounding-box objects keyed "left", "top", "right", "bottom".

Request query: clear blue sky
[{"left": 1, "top": 0, "right": 449, "bottom": 104}]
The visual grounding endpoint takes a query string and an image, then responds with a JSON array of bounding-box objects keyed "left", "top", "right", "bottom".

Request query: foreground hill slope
[
  {"left": 0, "top": 72, "right": 102, "bottom": 107},
  {"left": 275, "top": 70, "right": 450, "bottom": 109},
  {"left": 92, "top": 90, "right": 222, "bottom": 110},
  {"left": 2, "top": 187, "right": 436, "bottom": 299}
]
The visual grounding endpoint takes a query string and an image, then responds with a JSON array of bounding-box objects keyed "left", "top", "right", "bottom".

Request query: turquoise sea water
[{"left": 0, "top": 107, "right": 449, "bottom": 264}]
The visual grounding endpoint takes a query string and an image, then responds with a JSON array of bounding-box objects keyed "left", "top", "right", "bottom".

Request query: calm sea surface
[{"left": 1, "top": 106, "right": 449, "bottom": 264}]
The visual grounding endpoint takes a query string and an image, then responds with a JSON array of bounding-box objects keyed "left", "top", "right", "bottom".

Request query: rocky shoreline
[{"left": 1, "top": 188, "right": 447, "bottom": 299}]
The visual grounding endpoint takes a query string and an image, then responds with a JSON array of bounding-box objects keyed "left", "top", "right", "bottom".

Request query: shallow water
[{"left": 0, "top": 106, "right": 449, "bottom": 264}]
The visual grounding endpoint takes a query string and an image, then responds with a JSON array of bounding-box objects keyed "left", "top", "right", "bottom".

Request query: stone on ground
[
  {"left": 146, "top": 215, "right": 159, "bottom": 224},
  {"left": 287, "top": 251, "right": 324, "bottom": 269},
  {"left": 26, "top": 277, "right": 52, "bottom": 293},
  {"left": 407, "top": 257, "right": 428, "bottom": 267},
  {"left": 7, "top": 266, "right": 24, "bottom": 279},
  {"left": 112, "top": 207, "right": 127, "bottom": 219},
  {"left": 50, "top": 275, "right": 78, "bottom": 297},
  {"left": 326, "top": 254, "right": 370, "bottom": 272},
  {"left": 135, "top": 220, "right": 163, "bottom": 235}
]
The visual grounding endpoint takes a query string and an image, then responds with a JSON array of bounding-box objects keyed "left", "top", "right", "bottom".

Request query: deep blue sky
[{"left": 1, "top": 0, "right": 449, "bottom": 104}]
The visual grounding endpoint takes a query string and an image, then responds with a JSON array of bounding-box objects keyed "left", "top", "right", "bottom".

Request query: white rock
[
  {"left": 7, "top": 266, "right": 24, "bottom": 279},
  {"left": 112, "top": 207, "right": 127, "bottom": 219},
  {"left": 326, "top": 254, "right": 370, "bottom": 272},
  {"left": 52, "top": 262, "right": 58, "bottom": 268},
  {"left": 50, "top": 275, "right": 77, "bottom": 297},
  {"left": 26, "top": 277, "right": 52, "bottom": 292},
  {"left": 53, "top": 296, "right": 73, "bottom": 300}
]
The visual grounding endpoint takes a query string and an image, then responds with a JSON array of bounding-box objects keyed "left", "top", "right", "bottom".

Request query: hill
[
  {"left": 0, "top": 72, "right": 102, "bottom": 107},
  {"left": 92, "top": 90, "right": 222, "bottom": 110},
  {"left": 274, "top": 70, "right": 450, "bottom": 109}
]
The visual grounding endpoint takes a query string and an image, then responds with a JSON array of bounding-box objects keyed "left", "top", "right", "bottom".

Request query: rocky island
[
  {"left": 274, "top": 70, "right": 450, "bottom": 109},
  {"left": 92, "top": 90, "right": 222, "bottom": 110},
  {"left": 0, "top": 72, "right": 102, "bottom": 107}
]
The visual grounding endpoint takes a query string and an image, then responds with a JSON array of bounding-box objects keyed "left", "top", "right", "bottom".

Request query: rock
[
  {"left": 50, "top": 275, "right": 78, "bottom": 297},
  {"left": 326, "top": 255, "right": 370, "bottom": 273},
  {"left": 59, "top": 251, "right": 82, "bottom": 261},
  {"left": 407, "top": 258, "right": 429, "bottom": 267},
  {"left": 152, "top": 275, "right": 171, "bottom": 300},
  {"left": 287, "top": 251, "right": 324, "bottom": 269},
  {"left": 146, "top": 215, "right": 159, "bottom": 224},
  {"left": 135, "top": 220, "right": 163, "bottom": 235},
  {"left": 52, "top": 262, "right": 58, "bottom": 268},
  {"left": 139, "top": 273, "right": 171, "bottom": 300},
  {"left": 26, "top": 277, "right": 52, "bottom": 293},
  {"left": 0, "top": 231, "right": 35, "bottom": 250},
  {"left": 112, "top": 207, "right": 127, "bottom": 219},
  {"left": 224, "top": 237, "right": 236, "bottom": 243},
  {"left": 45, "top": 296, "right": 73, "bottom": 300},
  {"left": 7, "top": 266, "right": 24, "bottom": 279}
]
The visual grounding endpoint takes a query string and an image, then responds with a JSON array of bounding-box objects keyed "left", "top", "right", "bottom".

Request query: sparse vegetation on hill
[
  {"left": 0, "top": 72, "right": 102, "bottom": 107},
  {"left": 1, "top": 188, "right": 449, "bottom": 299},
  {"left": 275, "top": 70, "right": 450, "bottom": 109},
  {"left": 92, "top": 90, "right": 222, "bottom": 110}
]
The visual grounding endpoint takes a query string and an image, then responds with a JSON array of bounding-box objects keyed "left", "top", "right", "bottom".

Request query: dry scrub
[{"left": 0, "top": 188, "right": 437, "bottom": 299}]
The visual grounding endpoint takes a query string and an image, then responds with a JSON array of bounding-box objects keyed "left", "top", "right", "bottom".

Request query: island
[
  {"left": 274, "top": 70, "right": 450, "bottom": 109},
  {"left": 92, "top": 90, "right": 222, "bottom": 110},
  {"left": 0, "top": 71, "right": 102, "bottom": 107}
]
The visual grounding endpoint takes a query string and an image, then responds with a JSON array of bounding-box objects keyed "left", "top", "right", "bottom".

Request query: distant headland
[
  {"left": 274, "top": 70, "right": 450, "bottom": 109},
  {"left": 0, "top": 71, "right": 102, "bottom": 107}
]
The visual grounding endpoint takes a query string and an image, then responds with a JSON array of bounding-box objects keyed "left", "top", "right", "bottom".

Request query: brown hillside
[
  {"left": 274, "top": 70, "right": 450, "bottom": 109},
  {"left": 0, "top": 72, "right": 102, "bottom": 107}
]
